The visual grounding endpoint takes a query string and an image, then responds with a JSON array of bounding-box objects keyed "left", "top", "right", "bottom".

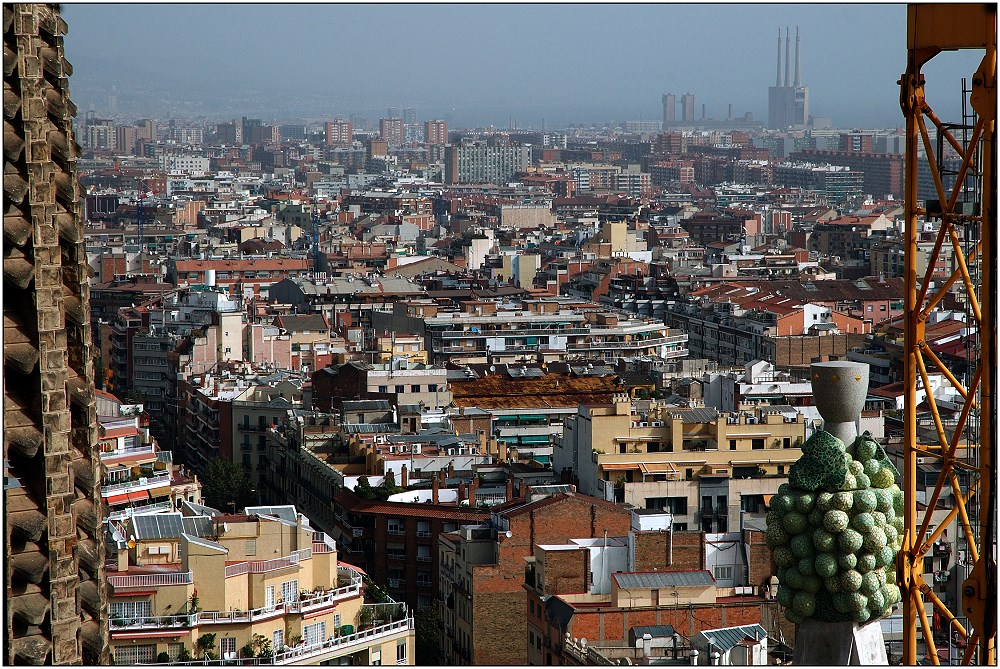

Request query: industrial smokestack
[
  {"left": 784, "top": 26, "right": 791, "bottom": 87},
  {"left": 794, "top": 26, "right": 802, "bottom": 87},
  {"left": 776, "top": 27, "right": 782, "bottom": 87}
]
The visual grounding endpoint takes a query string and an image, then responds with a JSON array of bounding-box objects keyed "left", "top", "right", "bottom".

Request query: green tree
[
  {"left": 382, "top": 469, "right": 400, "bottom": 495},
  {"left": 414, "top": 605, "right": 443, "bottom": 665},
  {"left": 202, "top": 457, "right": 256, "bottom": 512},
  {"left": 355, "top": 475, "right": 379, "bottom": 500}
]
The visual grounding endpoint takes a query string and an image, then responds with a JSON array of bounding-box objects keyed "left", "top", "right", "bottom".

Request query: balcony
[
  {"left": 101, "top": 471, "right": 172, "bottom": 496},
  {"left": 223, "top": 548, "right": 313, "bottom": 578},
  {"left": 128, "top": 617, "right": 414, "bottom": 665},
  {"left": 111, "top": 572, "right": 364, "bottom": 631},
  {"left": 108, "top": 571, "right": 193, "bottom": 589}
]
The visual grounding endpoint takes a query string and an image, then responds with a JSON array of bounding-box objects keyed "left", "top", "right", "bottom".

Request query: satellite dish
[{"left": 505, "top": 530, "right": 512, "bottom": 538}]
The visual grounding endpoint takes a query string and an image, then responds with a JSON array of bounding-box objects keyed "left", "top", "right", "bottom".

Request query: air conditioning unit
[
  {"left": 652, "top": 421, "right": 664, "bottom": 427},
  {"left": 640, "top": 422, "right": 648, "bottom": 427},
  {"left": 387, "top": 445, "right": 397, "bottom": 453}
]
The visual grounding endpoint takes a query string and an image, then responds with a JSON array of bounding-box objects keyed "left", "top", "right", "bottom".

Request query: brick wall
[
  {"left": 561, "top": 600, "right": 765, "bottom": 645},
  {"left": 542, "top": 548, "right": 590, "bottom": 595},
  {"left": 470, "top": 494, "right": 631, "bottom": 665}
]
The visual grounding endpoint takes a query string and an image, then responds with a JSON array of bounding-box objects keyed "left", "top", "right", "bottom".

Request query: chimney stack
[
  {"left": 400, "top": 464, "right": 408, "bottom": 488},
  {"left": 469, "top": 476, "right": 478, "bottom": 504},
  {"left": 784, "top": 26, "right": 791, "bottom": 87},
  {"left": 458, "top": 481, "right": 466, "bottom": 503},
  {"left": 794, "top": 26, "right": 801, "bottom": 87},
  {"left": 776, "top": 27, "right": 783, "bottom": 87},
  {"left": 432, "top": 477, "right": 439, "bottom": 504},
  {"left": 506, "top": 477, "right": 514, "bottom": 502}
]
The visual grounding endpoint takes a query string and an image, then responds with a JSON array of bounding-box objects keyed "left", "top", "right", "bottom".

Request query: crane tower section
[{"left": 900, "top": 4, "right": 996, "bottom": 665}]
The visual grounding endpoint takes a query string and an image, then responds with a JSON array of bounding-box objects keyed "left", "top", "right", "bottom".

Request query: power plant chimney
[
  {"left": 794, "top": 26, "right": 802, "bottom": 87},
  {"left": 776, "top": 27, "right": 782, "bottom": 86},
  {"left": 784, "top": 26, "right": 791, "bottom": 87}
]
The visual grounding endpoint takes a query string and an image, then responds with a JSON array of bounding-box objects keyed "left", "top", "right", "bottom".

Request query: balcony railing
[
  {"left": 108, "top": 571, "right": 193, "bottom": 589},
  {"left": 106, "top": 500, "right": 174, "bottom": 521},
  {"left": 102, "top": 471, "right": 171, "bottom": 495},
  {"left": 101, "top": 444, "right": 157, "bottom": 461},
  {"left": 224, "top": 548, "right": 313, "bottom": 578},
  {"left": 131, "top": 617, "right": 414, "bottom": 665},
  {"left": 111, "top": 573, "right": 364, "bottom": 630}
]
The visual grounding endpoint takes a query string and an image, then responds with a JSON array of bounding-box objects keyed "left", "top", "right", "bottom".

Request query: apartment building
[
  {"left": 311, "top": 360, "right": 452, "bottom": 413},
  {"left": 425, "top": 119, "right": 448, "bottom": 145},
  {"left": 437, "top": 490, "right": 631, "bottom": 665},
  {"left": 325, "top": 119, "right": 353, "bottom": 147},
  {"left": 168, "top": 257, "right": 311, "bottom": 298},
  {"left": 105, "top": 505, "right": 414, "bottom": 665},
  {"left": 524, "top": 510, "right": 775, "bottom": 665},
  {"left": 383, "top": 297, "right": 688, "bottom": 366},
  {"left": 555, "top": 398, "right": 807, "bottom": 532},
  {"left": 773, "top": 162, "right": 865, "bottom": 203},
  {"left": 444, "top": 141, "right": 531, "bottom": 185},
  {"left": 329, "top": 492, "right": 492, "bottom": 610},
  {"left": 97, "top": 391, "right": 202, "bottom": 516}
]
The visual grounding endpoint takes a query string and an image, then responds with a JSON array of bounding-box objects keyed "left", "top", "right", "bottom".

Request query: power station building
[{"left": 768, "top": 26, "right": 810, "bottom": 129}]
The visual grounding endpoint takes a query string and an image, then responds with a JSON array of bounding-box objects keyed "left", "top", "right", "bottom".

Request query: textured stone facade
[{"left": 4, "top": 4, "right": 108, "bottom": 664}]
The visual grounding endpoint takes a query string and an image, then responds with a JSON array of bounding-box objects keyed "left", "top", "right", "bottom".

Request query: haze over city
[{"left": 63, "top": 3, "right": 981, "bottom": 129}]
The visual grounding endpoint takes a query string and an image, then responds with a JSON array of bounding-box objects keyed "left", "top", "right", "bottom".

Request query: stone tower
[{"left": 4, "top": 4, "right": 108, "bottom": 664}]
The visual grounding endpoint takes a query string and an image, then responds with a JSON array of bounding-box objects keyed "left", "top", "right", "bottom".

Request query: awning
[
  {"left": 148, "top": 486, "right": 172, "bottom": 499},
  {"left": 600, "top": 463, "right": 640, "bottom": 471},
  {"left": 126, "top": 490, "right": 149, "bottom": 503},
  {"left": 518, "top": 435, "right": 551, "bottom": 444},
  {"left": 106, "top": 493, "right": 131, "bottom": 506},
  {"left": 638, "top": 462, "right": 678, "bottom": 474},
  {"left": 763, "top": 494, "right": 774, "bottom": 507}
]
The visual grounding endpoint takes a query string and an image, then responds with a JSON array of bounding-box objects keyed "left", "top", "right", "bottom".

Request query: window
[
  {"left": 395, "top": 385, "right": 404, "bottom": 393},
  {"left": 334, "top": 613, "right": 341, "bottom": 630},
  {"left": 304, "top": 621, "right": 327, "bottom": 646},
  {"left": 273, "top": 629, "right": 284, "bottom": 650},
  {"left": 281, "top": 579, "right": 299, "bottom": 603},
  {"left": 714, "top": 565, "right": 734, "bottom": 581},
  {"left": 115, "top": 645, "right": 156, "bottom": 664},
  {"left": 378, "top": 385, "right": 388, "bottom": 394},
  {"left": 245, "top": 539, "right": 257, "bottom": 556},
  {"left": 783, "top": 437, "right": 791, "bottom": 448},
  {"left": 396, "top": 641, "right": 407, "bottom": 664},
  {"left": 428, "top": 384, "right": 438, "bottom": 392},
  {"left": 110, "top": 599, "right": 152, "bottom": 621},
  {"left": 220, "top": 637, "right": 237, "bottom": 659},
  {"left": 168, "top": 643, "right": 184, "bottom": 661},
  {"left": 751, "top": 438, "right": 765, "bottom": 450},
  {"left": 265, "top": 585, "right": 275, "bottom": 608},
  {"left": 411, "top": 384, "right": 421, "bottom": 392},
  {"left": 729, "top": 439, "right": 737, "bottom": 450}
]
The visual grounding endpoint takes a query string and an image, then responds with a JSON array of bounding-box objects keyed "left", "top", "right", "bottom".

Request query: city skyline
[{"left": 63, "top": 3, "right": 983, "bottom": 129}]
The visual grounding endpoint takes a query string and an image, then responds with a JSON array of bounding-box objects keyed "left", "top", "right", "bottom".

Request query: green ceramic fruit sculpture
[{"left": 766, "top": 430, "right": 903, "bottom": 624}]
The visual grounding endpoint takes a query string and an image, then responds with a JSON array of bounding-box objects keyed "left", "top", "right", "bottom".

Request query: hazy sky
[{"left": 61, "top": 3, "right": 984, "bottom": 129}]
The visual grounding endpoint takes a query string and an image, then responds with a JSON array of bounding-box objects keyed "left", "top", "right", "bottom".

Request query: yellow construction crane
[{"left": 900, "top": 4, "right": 996, "bottom": 665}]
